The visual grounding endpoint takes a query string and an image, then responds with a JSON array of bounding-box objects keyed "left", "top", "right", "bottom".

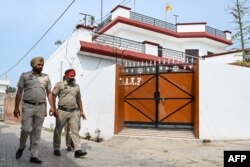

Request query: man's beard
[
  {"left": 33, "top": 68, "right": 42, "bottom": 73},
  {"left": 68, "top": 79, "right": 75, "bottom": 84}
]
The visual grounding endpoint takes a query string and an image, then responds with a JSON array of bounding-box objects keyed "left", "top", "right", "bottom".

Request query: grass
[{"left": 230, "top": 61, "right": 250, "bottom": 68}]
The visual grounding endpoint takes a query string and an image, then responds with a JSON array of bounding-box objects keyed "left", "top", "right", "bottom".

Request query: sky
[{"left": 0, "top": 0, "right": 248, "bottom": 87}]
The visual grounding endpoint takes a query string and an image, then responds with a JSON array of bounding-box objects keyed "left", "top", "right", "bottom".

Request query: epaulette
[{"left": 22, "top": 71, "right": 32, "bottom": 75}]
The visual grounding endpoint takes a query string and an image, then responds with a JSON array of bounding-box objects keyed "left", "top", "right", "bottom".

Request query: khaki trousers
[
  {"left": 64, "top": 112, "right": 81, "bottom": 148},
  {"left": 19, "top": 103, "right": 45, "bottom": 157},
  {"left": 53, "top": 109, "right": 81, "bottom": 151}
]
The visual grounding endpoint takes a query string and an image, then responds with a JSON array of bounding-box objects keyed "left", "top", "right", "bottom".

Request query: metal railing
[
  {"left": 93, "top": 34, "right": 145, "bottom": 53},
  {"left": 93, "top": 33, "right": 200, "bottom": 64},
  {"left": 161, "top": 48, "right": 199, "bottom": 63},
  {"left": 130, "top": 12, "right": 177, "bottom": 32},
  {"left": 95, "top": 11, "right": 227, "bottom": 40},
  {"left": 95, "top": 15, "right": 112, "bottom": 32},
  {"left": 205, "top": 26, "right": 225, "bottom": 38}
]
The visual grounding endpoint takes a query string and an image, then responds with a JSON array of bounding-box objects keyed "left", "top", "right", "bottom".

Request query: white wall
[
  {"left": 199, "top": 60, "right": 250, "bottom": 140},
  {"left": 0, "top": 80, "right": 9, "bottom": 93},
  {"left": 177, "top": 23, "right": 206, "bottom": 33},
  {"left": 111, "top": 6, "right": 130, "bottom": 20},
  {"left": 110, "top": 25, "right": 226, "bottom": 56},
  {"left": 43, "top": 27, "right": 118, "bottom": 140},
  {"left": 205, "top": 52, "right": 242, "bottom": 64},
  {"left": 79, "top": 65, "right": 116, "bottom": 140},
  {"left": 144, "top": 43, "right": 158, "bottom": 56}
]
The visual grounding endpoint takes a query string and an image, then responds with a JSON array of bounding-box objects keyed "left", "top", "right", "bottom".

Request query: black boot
[
  {"left": 54, "top": 150, "right": 61, "bottom": 156},
  {"left": 30, "top": 157, "right": 42, "bottom": 164},
  {"left": 74, "top": 150, "right": 87, "bottom": 158},
  {"left": 16, "top": 146, "right": 26, "bottom": 159}
]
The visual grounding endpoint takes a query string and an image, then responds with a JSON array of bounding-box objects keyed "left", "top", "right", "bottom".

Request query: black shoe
[
  {"left": 16, "top": 146, "right": 26, "bottom": 159},
  {"left": 74, "top": 150, "right": 87, "bottom": 158},
  {"left": 30, "top": 157, "right": 42, "bottom": 164},
  {"left": 54, "top": 150, "right": 61, "bottom": 156}
]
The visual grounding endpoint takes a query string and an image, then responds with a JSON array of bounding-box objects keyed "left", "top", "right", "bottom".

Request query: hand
[
  {"left": 80, "top": 112, "right": 86, "bottom": 120},
  {"left": 49, "top": 108, "right": 58, "bottom": 118},
  {"left": 13, "top": 109, "right": 21, "bottom": 118}
]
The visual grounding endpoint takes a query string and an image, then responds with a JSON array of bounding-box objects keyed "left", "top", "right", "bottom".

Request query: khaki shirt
[
  {"left": 17, "top": 71, "right": 51, "bottom": 103},
  {"left": 52, "top": 81, "right": 81, "bottom": 109}
]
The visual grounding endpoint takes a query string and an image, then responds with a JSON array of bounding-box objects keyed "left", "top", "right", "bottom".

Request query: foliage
[
  {"left": 226, "top": 0, "right": 250, "bottom": 61},
  {"left": 235, "top": 61, "right": 250, "bottom": 67},
  {"left": 6, "top": 86, "right": 16, "bottom": 94}
]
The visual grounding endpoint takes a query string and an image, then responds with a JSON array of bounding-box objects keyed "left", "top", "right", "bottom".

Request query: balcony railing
[
  {"left": 93, "top": 34, "right": 145, "bottom": 53},
  {"left": 93, "top": 34, "right": 200, "bottom": 64},
  {"left": 95, "top": 11, "right": 227, "bottom": 40},
  {"left": 95, "top": 15, "right": 112, "bottom": 32},
  {"left": 205, "top": 26, "right": 225, "bottom": 38},
  {"left": 161, "top": 48, "right": 199, "bottom": 63},
  {"left": 130, "top": 12, "right": 177, "bottom": 32}
]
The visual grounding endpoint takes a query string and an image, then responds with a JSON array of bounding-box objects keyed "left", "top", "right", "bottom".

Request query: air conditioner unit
[{"left": 0, "top": 106, "right": 4, "bottom": 120}]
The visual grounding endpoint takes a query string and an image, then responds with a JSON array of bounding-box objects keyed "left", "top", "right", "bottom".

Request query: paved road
[{"left": 0, "top": 121, "right": 250, "bottom": 167}]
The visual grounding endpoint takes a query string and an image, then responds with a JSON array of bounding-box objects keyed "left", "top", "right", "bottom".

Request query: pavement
[{"left": 1, "top": 121, "right": 250, "bottom": 167}]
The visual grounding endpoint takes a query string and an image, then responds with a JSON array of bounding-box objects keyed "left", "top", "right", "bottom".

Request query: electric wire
[{"left": 0, "top": 0, "right": 77, "bottom": 79}]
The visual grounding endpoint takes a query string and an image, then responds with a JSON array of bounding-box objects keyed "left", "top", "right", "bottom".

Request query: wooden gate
[{"left": 120, "top": 62, "right": 197, "bottom": 128}]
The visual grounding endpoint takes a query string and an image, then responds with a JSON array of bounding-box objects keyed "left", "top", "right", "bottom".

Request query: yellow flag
[{"left": 166, "top": 3, "right": 172, "bottom": 11}]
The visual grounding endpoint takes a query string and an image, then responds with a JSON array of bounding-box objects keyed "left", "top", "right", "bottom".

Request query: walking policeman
[
  {"left": 14, "top": 56, "right": 54, "bottom": 164},
  {"left": 50, "top": 69, "right": 87, "bottom": 158}
]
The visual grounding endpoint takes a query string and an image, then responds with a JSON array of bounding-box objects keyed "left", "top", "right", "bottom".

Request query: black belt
[
  {"left": 58, "top": 106, "right": 76, "bottom": 112},
  {"left": 24, "top": 100, "right": 45, "bottom": 105}
]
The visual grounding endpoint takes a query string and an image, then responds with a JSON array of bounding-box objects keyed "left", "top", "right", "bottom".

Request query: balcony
[
  {"left": 95, "top": 6, "right": 230, "bottom": 40},
  {"left": 93, "top": 33, "right": 199, "bottom": 64}
]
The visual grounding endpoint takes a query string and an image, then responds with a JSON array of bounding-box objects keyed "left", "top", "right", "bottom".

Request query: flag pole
[
  {"left": 101, "top": 0, "right": 103, "bottom": 22},
  {"left": 165, "top": 0, "right": 167, "bottom": 22},
  {"left": 134, "top": 0, "right": 136, "bottom": 12}
]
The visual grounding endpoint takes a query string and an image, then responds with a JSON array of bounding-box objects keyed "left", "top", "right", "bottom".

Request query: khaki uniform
[
  {"left": 18, "top": 71, "right": 51, "bottom": 157},
  {"left": 52, "top": 81, "right": 82, "bottom": 151},
  {"left": 64, "top": 110, "right": 81, "bottom": 148}
]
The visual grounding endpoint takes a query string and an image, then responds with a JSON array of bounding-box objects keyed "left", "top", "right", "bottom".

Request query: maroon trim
[
  {"left": 80, "top": 41, "right": 167, "bottom": 62},
  {"left": 142, "top": 41, "right": 160, "bottom": 46},
  {"left": 203, "top": 50, "right": 239, "bottom": 58},
  {"left": 224, "top": 30, "right": 232, "bottom": 33},
  {"left": 110, "top": 5, "right": 131, "bottom": 13},
  {"left": 98, "top": 17, "right": 232, "bottom": 45},
  {"left": 204, "top": 48, "right": 250, "bottom": 58}
]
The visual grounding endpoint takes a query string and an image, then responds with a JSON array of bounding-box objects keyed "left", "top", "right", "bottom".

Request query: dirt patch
[{"left": 229, "top": 61, "right": 250, "bottom": 68}]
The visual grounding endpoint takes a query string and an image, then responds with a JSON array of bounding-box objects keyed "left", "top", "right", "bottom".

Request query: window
[{"left": 185, "top": 49, "right": 199, "bottom": 57}]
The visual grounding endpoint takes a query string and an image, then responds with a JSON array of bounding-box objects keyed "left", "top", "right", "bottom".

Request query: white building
[
  {"left": 0, "top": 79, "right": 9, "bottom": 120},
  {"left": 0, "top": 80, "right": 9, "bottom": 94},
  {"left": 43, "top": 5, "right": 250, "bottom": 141}
]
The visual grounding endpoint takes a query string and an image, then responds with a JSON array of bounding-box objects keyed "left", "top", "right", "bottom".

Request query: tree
[
  {"left": 227, "top": 0, "right": 250, "bottom": 61},
  {"left": 6, "top": 86, "right": 16, "bottom": 94}
]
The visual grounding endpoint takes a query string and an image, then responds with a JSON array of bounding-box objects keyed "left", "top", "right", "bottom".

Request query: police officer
[
  {"left": 64, "top": 110, "right": 80, "bottom": 151},
  {"left": 50, "top": 69, "right": 87, "bottom": 158},
  {"left": 14, "top": 56, "right": 54, "bottom": 164},
  {"left": 61, "top": 75, "right": 79, "bottom": 151}
]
